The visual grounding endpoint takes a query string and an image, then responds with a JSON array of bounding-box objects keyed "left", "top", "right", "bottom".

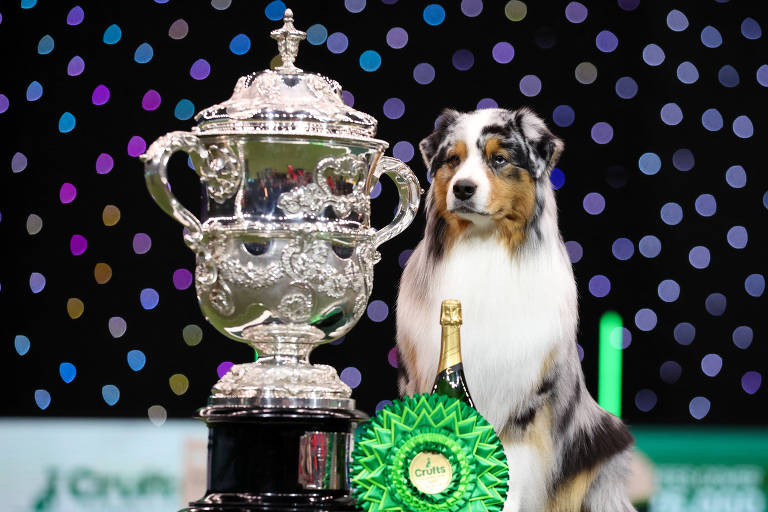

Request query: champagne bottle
[{"left": 431, "top": 299, "right": 475, "bottom": 408}]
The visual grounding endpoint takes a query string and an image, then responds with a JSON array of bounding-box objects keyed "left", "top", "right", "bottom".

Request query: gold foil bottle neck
[{"left": 440, "top": 300, "right": 462, "bottom": 326}]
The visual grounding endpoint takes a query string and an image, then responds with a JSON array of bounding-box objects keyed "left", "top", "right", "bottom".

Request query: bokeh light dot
[
  {"left": 21, "top": 0, "right": 37, "bottom": 9},
  {"left": 565, "top": 241, "right": 582, "bottom": 263},
  {"left": 635, "top": 308, "right": 658, "bottom": 331},
  {"left": 689, "top": 397, "right": 710, "bottom": 419},
  {"left": 173, "top": 268, "right": 194, "bottom": 290},
  {"left": 134, "top": 43, "right": 154, "bottom": 63},
  {"left": 492, "top": 42, "right": 514, "bottom": 64},
  {"left": 701, "top": 108, "right": 723, "bottom": 131},
  {"left": 635, "top": 389, "right": 657, "bottom": 412},
  {"left": 67, "top": 56, "right": 85, "bottom": 76},
  {"left": 676, "top": 61, "right": 699, "bottom": 84},
  {"left": 504, "top": 1, "right": 527, "bottom": 22},
  {"left": 127, "top": 350, "right": 146, "bottom": 371},
  {"left": 595, "top": 30, "right": 618, "bottom": 52},
  {"left": 367, "top": 300, "right": 389, "bottom": 322},
  {"left": 612, "top": 238, "right": 634, "bottom": 260},
  {"left": 102, "top": 205, "right": 121, "bottom": 226},
  {"left": 393, "top": 141, "right": 414, "bottom": 162},
  {"left": 398, "top": 249, "right": 413, "bottom": 269},
  {"left": 742, "top": 372, "right": 762, "bottom": 395},
  {"left": 694, "top": 194, "right": 716, "bottom": 217},
  {"left": 452, "top": 49, "right": 474, "bottom": 71},
  {"left": 375, "top": 400, "right": 393, "bottom": 412},
  {"left": 519, "top": 74, "right": 542, "bottom": 97},
  {"left": 15, "top": 335, "right": 31, "bottom": 356},
  {"left": 550, "top": 168, "right": 565, "bottom": 189},
  {"left": 141, "top": 89, "right": 161, "bottom": 111},
  {"left": 12, "top": 152, "right": 28, "bottom": 173},
  {"left": 127, "top": 136, "right": 147, "bottom": 157},
  {"left": 552, "top": 105, "right": 575, "bottom": 127},
  {"left": 477, "top": 98, "right": 498, "bottom": 110},
  {"left": 424, "top": 4, "right": 446, "bottom": 25},
  {"left": 26, "top": 214, "right": 42, "bottom": 235},
  {"left": 461, "top": 0, "right": 483, "bottom": 17},
  {"left": 91, "top": 84, "right": 110, "bottom": 106},
  {"left": 643, "top": 44, "right": 665, "bottom": 66},
  {"left": 718, "top": 65, "right": 740, "bottom": 87},
  {"left": 732, "top": 115, "right": 754, "bottom": 138},
  {"left": 660, "top": 103, "right": 683, "bottom": 125},
  {"left": 342, "top": 90, "right": 354, "bottom": 107},
  {"left": 660, "top": 202, "right": 683, "bottom": 225},
  {"left": 66, "top": 298, "right": 84, "bottom": 319},
  {"left": 725, "top": 165, "right": 746, "bottom": 188},
  {"left": 638, "top": 152, "right": 661, "bottom": 175},
  {"left": 412, "top": 63, "right": 435, "bottom": 85},
  {"left": 103, "top": 24, "right": 122, "bottom": 45},
  {"left": 666, "top": 9, "right": 689, "bottom": 31},
  {"left": 701, "top": 26, "right": 722, "bottom": 48},
  {"left": 95, "top": 153, "right": 114, "bottom": 175},
  {"left": 386, "top": 27, "right": 408, "bottom": 49},
  {"left": 140, "top": 288, "right": 160, "bottom": 310},
  {"left": 148, "top": 405, "right": 167, "bottom": 426},
  {"left": 108, "top": 317, "right": 127, "bottom": 338},
  {"left": 583, "top": 192, "right": 605, "bottom": 215},
  {"left": 190, "top": 59, "right": 211, "bottom": 80},
  {"left": 660, "top": 361, "right": 682, "bottom": 384},
  {"left": 169, "top": 19, "right": 189, "bottom": 40},
  {"left": 565, "top": 2, "right": 587, "bottom": 23},
  {"left": 59, "top": 183, "right": 77, "bottom": 204},
  {"left": 741, "top": 17, "right": 762, "bottom": 40},
  {"left": 757, "top": 65, "right": 768, "bottom": 87},
  {"left": 674, "top": 322, "right": 695, "bottom": 346},
  {"left": 672, "top": 148, "right": 694, "bottom": 171},
  {"left": 588, "top": 275, "right": 611, "bottom": 297},
  {"left": 340, "top": 367, "right": 362, "bottom": 389},
  {"left": 701, "top": 354, "right": 723, "bottom": 377},
  {"left": 345, "top": 0, "right": 366, "bottom": 13},
  {"left": 38, "top": 35, "right": 54, "bottom": 55},
  {"left": 183, "top": 324, "right": 203, "bottom": 346},
  {"left": 327, "top": 32, "right": 349, "bottom": 54},
  {"left": 688, "top": 246, "right": 710, "bottom": 269},
  {"left": 26, "top": 81, "right": 43, "bottom": 101},
  {"left": 34, "top": 390, "right": 51, "bottom": 410},
  {"left": 211, "top": 0, "right": 232, "bottom": 10},
  {"left": 657, "top": 279, "right": 680, "bottom": 302},
  {"left": 102, "top": 385, "right": 120, "bottom": 406},
  {"left": 175, "top": 99, "right": 195, "bottom": 120},
  {"left": 727, "top": 225, "right": 748, "bottom": 249},
  {"left": 69, "top": 234, "right": 87, "bottom": 256},
  {"left": 169, "top": 374, "right": 190, "bottom": 395},
  {"left": 383, "top": 97, "right": 404, "bottom": 119},
  {"left": 591, "top": 122, "right": 613, "bottom": 144},
  {"left": 745, "top": 274, "right": 765, "bottom": 297},
  {"left": 133, "top": 233, "right": 152, "bottom": 254},
  {"left": 307, "top": 24, "right": 328, "bottom": 45},
  {"left": 732, "top": 326, "right": 753, "bottom": 349},
  {"left": 369, "top": 181, "right": 382, "bottom": 199},
  {"left": 264, "top": 1, "right": 286, "bottom": 21},
  {"left": 615, "top": 77, "right": 638, "bottom": 99},
  {"left": 58, "top": 112, "right": 76, "bottom": 133},
  {"left": 638, "top": 235, "right": 661, "bottom": 258},
  {"left": 575, "top": 62, "right": 598, "bottom": 84},
  {"left": 229, "top": 34, "right": 251, "bottom": 55},
  {"left": 94, "top": 263, "right": 112, "bottom": 284},
  {"left": 704, "top": 292, "right": 727, "bottom": 316}
]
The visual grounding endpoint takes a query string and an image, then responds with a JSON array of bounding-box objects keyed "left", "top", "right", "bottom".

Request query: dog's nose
[{"left": 453, "top": 180, "right": 476, "bottom": 200}]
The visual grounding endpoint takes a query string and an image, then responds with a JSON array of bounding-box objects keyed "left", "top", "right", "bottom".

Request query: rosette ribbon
[{"left": 350, "top": 393, "right": 508, "bottom": 512}]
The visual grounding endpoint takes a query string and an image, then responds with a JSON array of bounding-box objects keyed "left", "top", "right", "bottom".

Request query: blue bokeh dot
[
  {"left": 660, "top": 103, "right": 683, "bottom": 125},
  {"left": 58, "top": 112, "right": 76, "bottom": 133},
  {"left": 134, "top": 43, "right": 154, "bottom": 64},
  {"left": 701, "top": 108, "right": 723, "bottom": 131},
  {"left": 639, "top": 235, "right": 661, "bottom": 258},
  {"left": 638, "top": 152, "right": 661, "bottom": 175},
  {"left": 741, "top": 17, "right": 762, "bottom": 40},
  {"left": 38, "top": 35, "right": 54, "bottom": 55},
  {"left": 140, "top": 288, "right": 160, "bottom": 310},
  {"left": 102, "top": 385, "right": 120, "bottom": 406},
  {"left": 550, "top": 168, "right": 565, "bottom": 189},
  {"left": 642, "top": 44, "right": 665, "bottom": 66},
  {"left": 552, "top": 105, "right": 575, "bottom": 127},
  {"left": 34, "top": 389, "right": 51, "bottom": 410},
  {"left": 21, "top": 0, "right": 38, "bottom": 8},
  {"left": 660, "top": 202, "right": 683, "bottom": 225},
  {"left": 127, "top": 349, "right": 147, "bottom": 371},
  {"left": 229, "top": 34, "right": 251, "bottom": 55},
  {"left": 700, "top": 26, "right": 722, "bottom": 48},
  {"left": 718, "top": 65, "right": 740, "bottom": 87},
  {"left": 174, "top": 99, "right": 195, "bottom": 120},
  {"left": 423, "top": 4, "right": 446, "bottom": 26},
  {"left": 59, "top": 362, "right": 77, "bottom": 383},
  {"left": 103, "top": 24, "right": 122, "bottom": 45},
  {"left": 26, "top": 81, "right": 43, "bottom": 101},
  {"left": 14, "top": 335, "right": 31, "bottom": 356},
  {"left": 264, "top": 1, "right": 286, "bottom": 21},
  {"left": 306, "top": 24, "right": 328, "bottom": 45},
  {"left": 359, "top": 50, "right": 382, "bottom": 72}
]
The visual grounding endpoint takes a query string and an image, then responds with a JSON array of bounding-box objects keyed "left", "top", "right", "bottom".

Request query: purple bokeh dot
[
  {"left": 190, "top": 59, "right": 211, "bottom": 80},
  {"left": 327, "top": 32, "right": 349, "bottom": 54},
  {"left": 635, "top": 389, "right": 657, "bottom": 412},
  {"left": 618, "top": 0, "right": 640, "bottom": 11},
  {"left": 727, "top": 225, "right": 748, "bottom": 249},
  {"left": 0, "top": 94, "right": 8, "bottom": 114},
  {"left": 634, "top": 308, "right": 657, "bottom": 331},
  {"left": 386, "top": 27, "right": 408, "bottom": 49},
  {"left": 382, "top": 97, "right": 405, "bottom": 119},
  {"left": 611, "top": 237, "right": 634, "bottom": 260},
  {"left": 745, "top": 274, "right": 765, "bottom": 297},
  {"left": 375, "top": 400, "right": 393, "bottom": 411},
  {"left": 550, "top": 168, "right": 565, "bottom": 189},
  {"left": 398, "top": 249, "right": 413, "bottom": 269},
  {"left": 660, "top": 202, "right": 683, "bottom": 225},
  {"left": 657, "top": 279, "right": 680, "bottom": 302},
  {"left": 369, "top": 181, "right": 382, "bottom": 199},
  {"left": 577, "top": 344, "right": 584, "bottom": 362},
  {"left": 11, "top": 152, "right": 28, "bottom": 173},
  {"left": 29, "top": 272, "right": 46, "bottom": 294},
  {"left": 519, "top": 74, "right": 542, "bottom": 97},
  {"left": 638, "top": 235, "right": 661, "bottom": 258},
  {"left": 492, "top": 42, "right": 514, "bottom": 63},
  {"left": 732, "top": 326, "right": 753, "bottom": 349},
  {"left": 688, "top": 246, "right": 710, "bottom": 269},
  {"left": 588, "top": 275, "right": 611, "bottom": 297},
  {"left": 340, "top": 367, "right": 362, "bottom": 389},
  {"left": 413, "top": 63, "right": 435, "bottom": 85},
  {"left": 701, "top": 353, "right": 723, "bottom": 377},
  {"left": 565, "top": 2, "right": 587, "bottom": 23},
  {"left": 725, "top": 165, "right": 747, "bottom": 188},
  {"left": 329, "top": 335, "right": 345, "bottom": 346},
  {"left": 173, "top": 268, "right": 193, "bottom": 290},
  {"left": 552, "top": 105, "right": 575, "bottom": 127},
  {"left": 666, "top": 9, "right": 689, "bottom": 32},
  {"left": 341, "top": 90, "right": 354, "bottom": 107},
  {"left": 732, "top": 115, "right": 754, "bottom": 139},
  {"left": 452, "top": 49, "right": 474, "bottom": 71},
  {"left": 67, "top": 56, "right": 85, "bottom": 76},
  {"left": 91, "top": 84, "right": 110, "bottom": 105},
  {"left": 70, "top": 234, "right": 87, "bottom": 256},
  {"left": 460, "top": 0, "right": 483, "bottom": 17},
  {"left": 583, "top": 192, "right": 605, "bottom": 215},
  {"left": 615, "top": 76, "right": 638, "bottom": 99},
  {"left": 660, "top": 103, "right": 683, "bottom": 125},
  {"left": 127, "top": 136, "right": 147, "bottom": 157},
  {"left": 689, "top": 396, "right": 710, "bottom": 419},
  {"left": 217, "top": 361, "right": 234, "bottom": 378},
  {"left": 95, "top": 153, "right": 113, "bottom": 174},
  {"left": 393, "top": 140, "right": 414, "bottom": 162},
  {"left": 141, "top": 89, "right": 162, "bottom": 111},
  {"left": 366, "top": 300, "right": 389, "bottom": 322},
  {"left": 139, "top": 288, "right": 160, "bottom": 310},
  {"left": 595, "top": 30, "right": 618, "bottom": 52},
  {"left": 674, "top": 322, "right": 695, "bottom": 345},
  {"left": 387, "top": 347, "right": 398, "bottom": 368},
  {"left": 741, "top": 372, "right": 762, "bottom": 395},
  {"left": 672, "top": 148, "right": 694, "bottom": 171},
  {"left": 643, "top": 44, "right": 665, "bottom": 66},
  {"left": 133, "top": 233, "right": 152, "bottom": 254},
  {"left": 591, "top": 122, "right": 614, "bottom": 144},
  {"left": 565, "top": 241, "right": 583, "bottom": 263},
  {"left": 59, "top": 183, "right": 77, "bottom": 204},
  {"left": 66, "top": 6, "right": 84, "bottom": 26},
  {"left": 477, "top": 98, "right": 498, "bottom": 109},
  {"left": 660, "top": 361, "right": 682, "bottom": 384},
  {"left": 704, "top": 292, "right": 726, "bottom": 316}
]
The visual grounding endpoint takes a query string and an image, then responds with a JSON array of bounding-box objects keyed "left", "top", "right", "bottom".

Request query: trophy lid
[{"left": 193, "top": 8, "right": 382, "bottom": 143}]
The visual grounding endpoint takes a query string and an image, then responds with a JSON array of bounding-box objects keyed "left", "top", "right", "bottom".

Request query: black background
[{"left": 1, "top": 0, "right": 765, "bottom": 424}]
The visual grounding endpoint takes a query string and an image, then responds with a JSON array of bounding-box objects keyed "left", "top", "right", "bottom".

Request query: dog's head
[{"left": 420, "top": 108, "right": 563, "bottom": 244}]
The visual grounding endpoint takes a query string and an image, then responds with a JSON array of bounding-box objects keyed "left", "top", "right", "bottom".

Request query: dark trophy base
[{"left": 183, "top": 404, "right": 367, "bottom": 512}]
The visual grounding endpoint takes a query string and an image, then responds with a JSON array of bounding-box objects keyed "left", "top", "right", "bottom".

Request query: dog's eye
[
  {"left": 492, "top": 153, "right": 508, "bottom": 166},
  {"left": 446, "top": 155, "right": 461, "bottom": 167}
]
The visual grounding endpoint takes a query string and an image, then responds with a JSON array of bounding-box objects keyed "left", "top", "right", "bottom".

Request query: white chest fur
[{"left": 401, "top": 231, "right": 577, "bottom": 432}]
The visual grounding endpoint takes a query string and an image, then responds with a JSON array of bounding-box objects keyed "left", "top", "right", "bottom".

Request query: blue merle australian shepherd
[{"left": 397, "top": 108, "right": 636, "bottom": 512}]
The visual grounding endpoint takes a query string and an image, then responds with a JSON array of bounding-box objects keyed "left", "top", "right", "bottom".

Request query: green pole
[{"left": 598, "top": 311, "right": 623, "bottom": 417}]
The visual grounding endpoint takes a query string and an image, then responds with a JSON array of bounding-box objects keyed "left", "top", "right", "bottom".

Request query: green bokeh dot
[{"left": 183, "top": 324, "right": 203, "bottom": 346}]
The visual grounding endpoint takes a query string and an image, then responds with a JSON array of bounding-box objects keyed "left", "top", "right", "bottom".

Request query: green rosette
[{"left": 350, "top": 393, "right": 508, "bottom": 512}]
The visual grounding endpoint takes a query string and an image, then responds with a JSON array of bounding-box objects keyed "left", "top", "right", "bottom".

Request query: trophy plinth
[{"left": 141, "top": 8, "right": 421, "bottom": 511}]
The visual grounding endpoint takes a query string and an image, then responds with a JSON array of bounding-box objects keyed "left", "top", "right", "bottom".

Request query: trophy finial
[{"left": 270, "top": 7, "right": 306, "bottom": 73}]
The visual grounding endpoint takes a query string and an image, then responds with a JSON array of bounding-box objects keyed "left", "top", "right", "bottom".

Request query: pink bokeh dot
[
  {"left": 91, "top": 84, "right": 110, "bottom": 106},
  {"left": 217, "top": 361, "right": 234, "bottom": 378},
  {"left": 70, "top": 234, "right": 87, "bottom": 255},
  {"left": 172, "top": 268, "right": 193, "bottom": 290},
  {"left": 59, "top": 183, "right": 77, "bottom": 204},
  {"left": 127, "top": 135, "right": 146, "bottom": 157},
  {"left": 95, "top": 153, "right": 114, "bottom": 174},
  {"left": 387, "top": 346, "right": 398, "bottom": 368},
  {"left": 141, "top": 89, "right": 162, "bottom": 111}
]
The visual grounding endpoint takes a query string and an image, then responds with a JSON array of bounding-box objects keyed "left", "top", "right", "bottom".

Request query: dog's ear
[
  {"left": 515, "top": 108, "right": 564, "bottom": 179},
  {"left": 419, "top": 109, "right": 460, "bottom": 176}
]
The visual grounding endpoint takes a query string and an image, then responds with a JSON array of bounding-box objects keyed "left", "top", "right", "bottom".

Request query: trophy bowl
[{"left": 141, "top": 10, "right": 421, "bottom": 407}]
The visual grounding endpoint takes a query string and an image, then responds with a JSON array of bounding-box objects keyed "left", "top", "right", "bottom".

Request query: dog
[{"left": 396, "top": 107, "right": 636, "bottom": 512}]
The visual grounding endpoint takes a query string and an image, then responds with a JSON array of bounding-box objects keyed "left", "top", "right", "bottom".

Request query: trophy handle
[
  {"left": 141, "top": 131, "right": 207, "bottom": 251},
  {"left": 371, "top": 156, "right": 423, "bottom": 249}
]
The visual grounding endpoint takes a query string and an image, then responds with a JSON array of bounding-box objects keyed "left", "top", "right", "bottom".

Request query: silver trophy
[{"left": 141, "top": 9, "right": 420, "bottom": 511}]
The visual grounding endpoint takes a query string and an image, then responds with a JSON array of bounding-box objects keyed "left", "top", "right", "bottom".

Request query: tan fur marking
[
  {"left": 484, "top": 137, "right": 508, "bottom": 161},
  {"left": 433, "top": 141, "right": 470, "bottom": 252},
  {"left": 487, "top": 161, "right": 536, "bottom": 254},
  {"left": 546, "top": 468, "right": 598, "bottom": 512}
]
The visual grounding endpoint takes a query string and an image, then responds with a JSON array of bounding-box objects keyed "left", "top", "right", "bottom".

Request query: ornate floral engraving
[
  {"left": 277, "top": 292, "right": 312, "bottom": 323},
  {"left": 278, "top": 154, "right": 370, "bottom": 219},
  {"left": 200, "top": 144, "right": 240, "bottom": 203}
]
